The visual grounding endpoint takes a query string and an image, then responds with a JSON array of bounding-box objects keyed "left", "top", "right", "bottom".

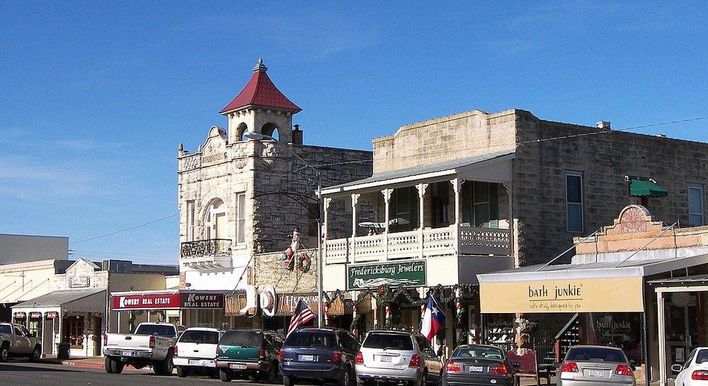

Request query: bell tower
[{"left": 219, "top": 59, "right": 301, "bottom": 144}]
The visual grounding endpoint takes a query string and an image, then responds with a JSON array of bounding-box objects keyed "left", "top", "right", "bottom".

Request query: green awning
[{"left": 629, "top": 178, "right": 668, "bottom": 198}]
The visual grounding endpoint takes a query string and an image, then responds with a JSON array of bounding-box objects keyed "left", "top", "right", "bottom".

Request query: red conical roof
[{"left": 220, "top": 59, "right": 301, "bottom": 114}]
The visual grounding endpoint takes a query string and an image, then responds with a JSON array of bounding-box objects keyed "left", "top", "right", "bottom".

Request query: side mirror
[
  {"left": 629, "top": 360, "right": 636, "bottom": 371},
  {"left": 671, "top": 364, "right": 683, "bottom": 374}
]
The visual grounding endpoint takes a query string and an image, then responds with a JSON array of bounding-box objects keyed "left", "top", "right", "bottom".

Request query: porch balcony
[
  {"left": 324, "top": 224, "right": 511, "bottom": 264},
  {"left": 180, "top": 239, "right": 233, "bottom": 270}
]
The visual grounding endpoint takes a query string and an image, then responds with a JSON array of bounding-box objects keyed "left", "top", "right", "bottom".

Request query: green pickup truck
[{"left": 215, "top": 329, "right": 284, "bottom": 383}]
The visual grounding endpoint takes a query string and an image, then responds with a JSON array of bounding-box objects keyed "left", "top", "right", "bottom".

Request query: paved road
[{"left": 0, "top": 360, "right": 253, "bottom": 386}]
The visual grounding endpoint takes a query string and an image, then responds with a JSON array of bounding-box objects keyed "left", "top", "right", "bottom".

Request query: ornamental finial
[{"left": 253, "top": 58, "right": 267, "bottom": 72}]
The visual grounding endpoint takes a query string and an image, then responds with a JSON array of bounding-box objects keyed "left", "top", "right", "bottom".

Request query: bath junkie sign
[{"left": 347, "top": 260, "right": 426, "bottom": 290}]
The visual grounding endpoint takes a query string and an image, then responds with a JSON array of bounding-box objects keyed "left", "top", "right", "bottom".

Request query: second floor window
[
  {"left": 688, "top": 183, "right": 705, "bottom": 226},
  {"left": 205, "top": 199, "right": 226, "bottom": 239},
  {"left": 186, "top": 200, "right": 195, "bottom": 241},
  {"left": 566, "top": 171, "right": 584, "bottom": 233},
  {"left": 236, "top": 193, "right": 246, "bottom": 244}
]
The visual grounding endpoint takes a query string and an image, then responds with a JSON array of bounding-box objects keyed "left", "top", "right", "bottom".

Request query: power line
[{"left": 72, "top": 214, "right": 178, "bottom": 244}]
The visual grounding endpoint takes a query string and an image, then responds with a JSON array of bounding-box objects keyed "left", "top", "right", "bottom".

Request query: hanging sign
[
  {"left": 347, "top": 260, "right": 426, "bottom": 290},
  {"left": 45, "top": 311, "right": 59, "bottom": 319},
  {"left": 13, "top": 312, "right": 26, "bottom": 319},
  {"left": 29, "top": 312, "right": 42, "bottom": 319}
]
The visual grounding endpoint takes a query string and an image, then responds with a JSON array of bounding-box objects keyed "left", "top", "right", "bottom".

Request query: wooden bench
[{"left": 507, "top": 349, "right": 552, "bottom": 385}]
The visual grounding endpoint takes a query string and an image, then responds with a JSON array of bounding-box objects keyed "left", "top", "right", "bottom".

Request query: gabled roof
[{"left": 220, "top": 59, "right": 301, "bottom": 114}]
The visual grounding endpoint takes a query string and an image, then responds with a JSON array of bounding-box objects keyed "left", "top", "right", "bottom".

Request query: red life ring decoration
[{"left": 297, "top": 252, "right": 311, "bottom": 273}]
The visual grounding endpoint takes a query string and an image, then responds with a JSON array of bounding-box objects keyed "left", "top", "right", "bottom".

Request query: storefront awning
[
  {"left": 13, "top": 288, "right": 105, "bottom": 313},
  {"left": 629, "top": 178, "right": 668, "bottom": 198},
  {"left": 477, "top": 253, "right": 708, "bottom": 314}
]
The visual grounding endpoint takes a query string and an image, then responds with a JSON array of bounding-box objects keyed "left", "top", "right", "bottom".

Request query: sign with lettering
[
  {"left": 180, "top": 293, "right": 224, "bottom": 309},
  {"left": 29, "top": 312, "right": 42, "bottom": 319},
  {"left": 45, "top": 311, "right": 59, "bottom": 319},
  {"left": 347, "top": 261, "right": 426, "bottom": 290},
  {"left": 480, "top": 277, "right": 644, "bottom": 313},
  {"left": 113, "top": 293, "right": 181, "bottom": 310},
  {"left": 277, "top": 293, "right": 320, "bottom": 316},
  {"left": 69, "top": 276, "right": 91, "bottom": 288},
  {"left": 13, "top": 312, "right": 26, "bottom": 319}
]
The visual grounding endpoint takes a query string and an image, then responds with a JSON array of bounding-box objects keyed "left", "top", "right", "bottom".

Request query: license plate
[
  {"left": 189, "top": 359, "right": 207, "bottom": 366},
  {"left": 299, "top": 354, "right": 316, "bottom": 361},
  {"left": 467, "top": 365, "right": 484, "bottom": 372},
  {"left": 230, "top": 364, "right": 247, "bottom": 369},
  {"left": 378, "top": 356, "right": 392, "bottom": 362},
  {"left": 122, "top": 351, "right": 135, "bottom": 356},
  {"left": 584, "top": 369, "right": 609, "bottom": 377}
]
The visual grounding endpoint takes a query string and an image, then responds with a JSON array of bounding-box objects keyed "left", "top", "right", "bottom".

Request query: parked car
[
  {"left": 173, "top": 327, "right": 222, "bottom": 378},
  {"left": 557, "top": 345, "right": 635, "bottom": 386},
  {"left": 672, "top": 346, "right": 708, "bottom": 385},
  {"left": 440, "top": 344, "right": 514, "bottom": 386},
  {"left": 355, "top": 330, "right": 443, "bottom": 386},
  {"left": 0, "top": 323, "right": 42, "bottom": 362},
  {"left": 103, "top": 322, "right": 183, "bottom": 375},
  {"left": 279, "top": 328, "right": 360, "bottom": 386},
  {"left": 215, "top": 329, "right": 284, "bottom": 383}
]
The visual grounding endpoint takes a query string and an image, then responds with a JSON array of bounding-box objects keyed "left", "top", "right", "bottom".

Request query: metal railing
[{"left": 180, "top": 239, "right": 232, "bottom": 258}]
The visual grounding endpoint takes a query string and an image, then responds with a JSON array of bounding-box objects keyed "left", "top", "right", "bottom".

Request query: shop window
[
  {"left": 566, "top": 171, "right": 584, "bottom": 233},
  {"left": 64, "top": 316, "right": 85, "bottom": 348},
  {"left": 236, "top": 193, "right": 246, "bottom": 243},
  {"left": 688, "top": 183, "right": 704, "bottom": 226}
]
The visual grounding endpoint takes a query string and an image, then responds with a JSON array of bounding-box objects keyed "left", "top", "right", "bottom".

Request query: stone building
[
  {"left": 175, "top": 59, "right": 372, "bottom": 328},
  {"left": 320, "top": 107, "right": 707, "bottom": 348}
]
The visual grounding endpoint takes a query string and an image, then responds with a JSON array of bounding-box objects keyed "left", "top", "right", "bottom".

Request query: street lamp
[{"left": 243, "top": 130, "right": 324, "bottom": 327}]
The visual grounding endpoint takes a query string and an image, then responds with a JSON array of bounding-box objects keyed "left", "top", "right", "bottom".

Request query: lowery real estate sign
[{"left": 347, "top": 260, "right": 426, "bottom": 290}]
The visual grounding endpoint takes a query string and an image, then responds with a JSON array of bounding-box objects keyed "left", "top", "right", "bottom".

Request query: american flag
[{"left": 287, "top": 299, "right": 315, "bottom": 337}]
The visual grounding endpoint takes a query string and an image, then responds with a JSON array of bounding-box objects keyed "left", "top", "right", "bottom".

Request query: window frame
[
  {"left": 236, "top": 192, "right": 246, "bottom": 244},
  {"left": 565, "top": 171, "right": 584, "bottom": 233},
  {"left": 688, "top": 183, "right": 705, "bottom": 226}
]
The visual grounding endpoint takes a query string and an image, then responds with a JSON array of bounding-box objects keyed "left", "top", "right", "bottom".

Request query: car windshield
[
  {"left": 0, "top": 325, "right": 11, "bottom": 334},
  {"left": 452, "top": 346, "right": 504, "bottom": 359},
  {"left": 697, "top": 349, "right": 708, "bottom": 364},
  {"left": 566, "top": 347, "right": 627, "bottom": 363},
  {"left": 363, "top": 333, "right": 413, "bottom": 350},
  {"left": 220, "top": 330, "right": 263, "bottom": 347},
  {"left": 135, "top": 324, "right": 176, "bottom": 336},
  {"left": 179, "top": 330, "right": 219, "bottom": 344},
  {"left": 285, "top": 331, "right": 336, "bottom": 348}
]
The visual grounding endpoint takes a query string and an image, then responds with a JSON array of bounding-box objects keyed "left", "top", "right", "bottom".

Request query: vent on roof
[{"left": 596, "top": 121, "right": 611, "bottom": 130}]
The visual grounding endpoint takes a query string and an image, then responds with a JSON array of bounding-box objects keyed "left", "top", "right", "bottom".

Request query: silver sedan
[{"left": 557, "top": 345, "right": 636, "bottom": 386}]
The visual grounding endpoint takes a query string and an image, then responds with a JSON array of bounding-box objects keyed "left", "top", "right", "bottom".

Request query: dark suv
[
  {"left": 279, "top": 328, "right": 360, "bottom": 386},
  {"left": 215, "top": 329, "right": 284, "bottom": 383}
]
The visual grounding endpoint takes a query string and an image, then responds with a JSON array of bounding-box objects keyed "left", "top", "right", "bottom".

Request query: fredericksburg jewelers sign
[{"left": 347, "top": 260, "right": 426, "bottom": 290}]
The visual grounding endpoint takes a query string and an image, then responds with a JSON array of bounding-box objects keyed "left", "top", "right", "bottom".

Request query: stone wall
[
  {"left": 513, "top": 110, "right": 708, "bottom": 265},
  {"left": 253, "top": 248, "right": 317, "bottom": 293}
]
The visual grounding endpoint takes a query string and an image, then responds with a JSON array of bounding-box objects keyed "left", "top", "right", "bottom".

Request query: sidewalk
[{"left": 42, "top": 355, "right": 148, "bottom": 372}]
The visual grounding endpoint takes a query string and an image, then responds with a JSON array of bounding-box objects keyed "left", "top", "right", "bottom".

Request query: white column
[
  {"left": 382, "top": 189, "right": 392, "bottom": 261},
  {"left": 351, "top": 194, "right": 360, "bottom": 263},
  {"left": 416, "top": 184, "right": 428, "bottom": 259},
  {"left": 503, "top": 181, "right": 517, "bottom": 266},
  {"left": 657, "top": 291, "right": 666, "bottom": 386},
  {"left": 323, "top": 198, "right": 332, "bottom": 264},
  {"left": 451, "top": 179, "right": 462, "bottom": 255}
]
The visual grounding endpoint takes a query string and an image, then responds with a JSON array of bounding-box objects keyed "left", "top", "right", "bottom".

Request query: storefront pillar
[
  {"left": 657, "top": 291, "right": 666, "bottom": 386},
  {"left": 642, "top": 312, "right": 650, "bottom": 386}
]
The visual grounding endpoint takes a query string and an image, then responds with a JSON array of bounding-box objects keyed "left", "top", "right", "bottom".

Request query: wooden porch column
[
  {"left": 351, "top": 194, "right": 360, "bottom": 263},
  {"left": 382, "top": 189, "right": 392, "bottom": 262},
  {"left": 416, "top": 183, "right": 428, "bottom": 259},
  {"left": 503, "top": 181, "right": 516, "bottom": 266},
  {"left": 451, "top": 178, "right": 463, "bottom": 254}
]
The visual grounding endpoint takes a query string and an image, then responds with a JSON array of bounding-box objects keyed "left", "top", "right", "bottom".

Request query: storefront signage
[
  {"left": 347, "top": 261, "right": 426, "bottom": 290},
  {"left": 278, "top": 294, "right": 320, "bottom": 316},
  {"left": 180, "top": 293, "right": 224, "bottom": 309},
  {"left": 113, "top": 293, "right": 181, "bottom": 310},
  {"left": 45, "top": 311, "right": 59, "bottom": 319},
  {"left": 69, "top": 276, "right": 91, "bottom": 288},
  {"left": 112, "top": 292, "right": 225, "bottom": 310},
  {"left": 29, "top": 312, "right": 42, "bottom": 319},
  {"left": 13, "top": 312, "right": 26, "bottom": 319},
  {"left": 480, "top": 277, "right": 644, "bottom": 314}
]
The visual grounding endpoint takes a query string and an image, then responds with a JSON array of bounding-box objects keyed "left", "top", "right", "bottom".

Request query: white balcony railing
[{"left": 324, "top": 225, "right": 511, "bottom": 264}]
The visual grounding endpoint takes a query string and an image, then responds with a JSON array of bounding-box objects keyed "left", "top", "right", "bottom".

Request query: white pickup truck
[{"left": 103, "top": 322, "right": 183, "bottom": 375}]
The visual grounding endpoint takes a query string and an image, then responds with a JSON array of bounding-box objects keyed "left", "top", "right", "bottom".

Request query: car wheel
[
  {"left": 177, "top": 366, "right": 188, "bottom": 378},
  {"left": 154, "top": 352, "right": 174, "bottom": 376},
  {"left": 416, "top": 371, "right": 427, "bottom": 386},
  {"left": 114, "top": 360, "right": 124, "bottom": 374},
  {"left": 283, "top": 375, "right": 297, "bottom": 386},
  {"left": 220, "top": 369, "right": 233, "bottom": 382},
  {"left": 104, "top": 356, "right": 114, "bottom": 373},
  {"left": 29, "top": 345, "right": 41, "bottom": 362},
  {"left": 267, "top": 361, "right": 281, "bottom": 383}
]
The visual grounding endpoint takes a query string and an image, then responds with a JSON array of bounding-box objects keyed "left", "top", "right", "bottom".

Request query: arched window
[
  {"left": 235, "top": 123, "right": 248, "bottom": 141},
  {"left": 261, "top": 122, "right": 280, "bottom": 141},
  {"left": 204, "top": 198, "right": 227, "bottom": 240}
]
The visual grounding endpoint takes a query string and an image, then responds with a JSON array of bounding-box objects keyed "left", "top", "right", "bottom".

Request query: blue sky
[{"left": 1, "top": 1, "right": 706, "bottom": 265}]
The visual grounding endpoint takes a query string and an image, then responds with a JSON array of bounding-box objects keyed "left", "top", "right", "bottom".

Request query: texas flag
[{"left": 420, "top": 297, "right": 446, "bottom": 341}]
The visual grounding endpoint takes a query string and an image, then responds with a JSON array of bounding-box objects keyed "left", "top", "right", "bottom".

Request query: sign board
[
  {"left": 112, "top": 292, "right": 225, "bottom": 311},
  {"left": 277, "top": 294, "right": 320, "bottom": 316},
  {"left": 29, "top": 312, "right": 42, "bottom": 319},
  {"left": 224, "top": 291, "right": 249, "bottom": 316},
  {"left": 69, "top": 276, "right": 91, "bottom": 288},
  {"left": 13, "top": 312, "right": 26, "bottom": 319},
  {"left": 479, "top": 277, "right": 644, "bottom": 314},
  {"left": 45, "top": 311, "right": 59, "bottom": 319},
  {"left": 347, "top": 260, "right": 426, "bottom": 290}
]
